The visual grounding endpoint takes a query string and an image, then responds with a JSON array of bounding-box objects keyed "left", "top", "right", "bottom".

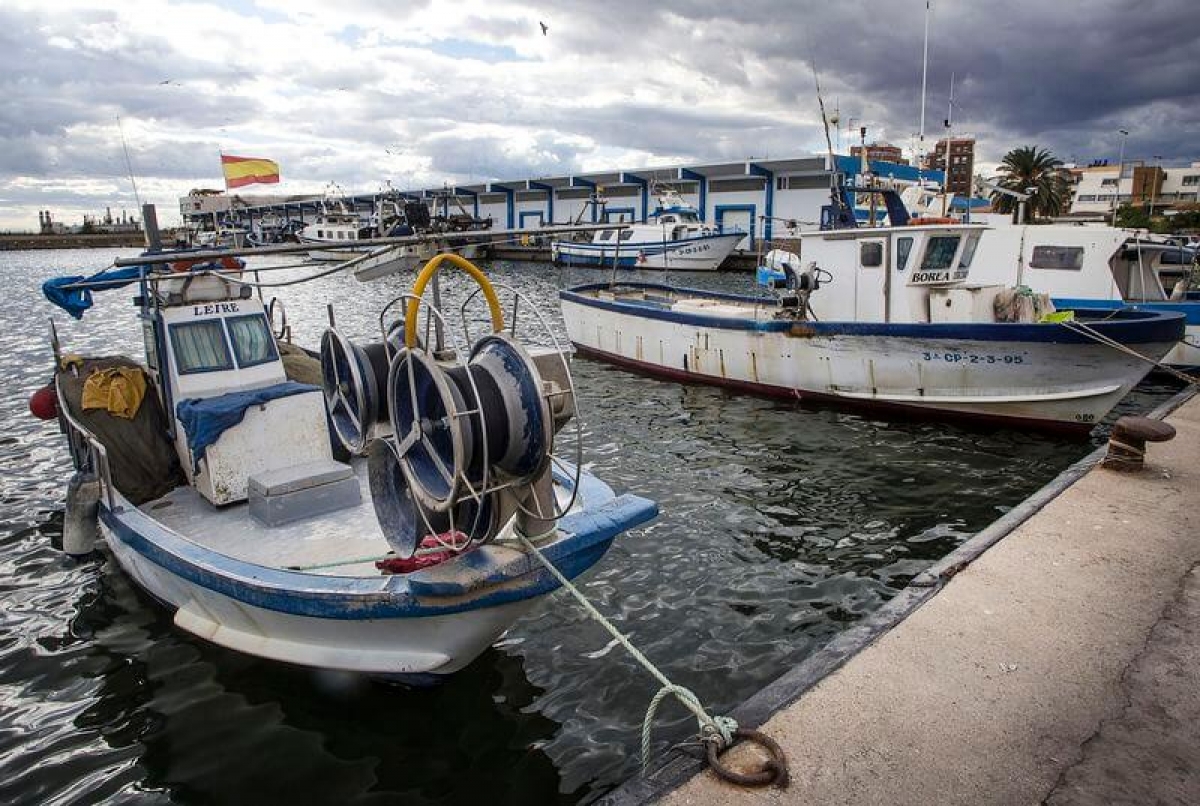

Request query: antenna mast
[
  {"left": 116, "top": 117, "right": 143, "bottom": 211},
  {"left": 918, "top": 1, "right": 931, "bottom": 165},
  {"left": 942, "top": 72, "right": 954, "bottom": 217}
]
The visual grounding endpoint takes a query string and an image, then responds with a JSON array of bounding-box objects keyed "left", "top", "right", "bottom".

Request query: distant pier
[{"left": 0, "top": 233, "right": 145, "bottom": 250}]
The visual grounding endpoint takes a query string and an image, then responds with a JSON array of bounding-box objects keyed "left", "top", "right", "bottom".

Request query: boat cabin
[
  {"left": 797, "top": 223, "right": 992, "bottom": 324},
  {"left": 145, "top": 270, "right": 350, "bottom": 512}
]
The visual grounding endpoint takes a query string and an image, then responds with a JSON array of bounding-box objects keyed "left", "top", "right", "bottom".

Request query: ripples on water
[{"left": 0, "top": 250, "right": 1181, "bottom": 804}]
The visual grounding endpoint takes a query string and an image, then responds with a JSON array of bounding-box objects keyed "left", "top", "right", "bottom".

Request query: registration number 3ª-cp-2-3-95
[{"left": 921, "top": 351, "right": 1026, "bottom": 364}]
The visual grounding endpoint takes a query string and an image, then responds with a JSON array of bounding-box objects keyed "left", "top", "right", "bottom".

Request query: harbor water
[{"left": 0, "top": 249, "right": 1181, "bottom": 805}]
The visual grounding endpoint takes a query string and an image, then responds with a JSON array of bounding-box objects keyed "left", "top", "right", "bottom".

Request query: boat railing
[{"left": 55, "top": 375, "right": 117, "bottom": 510}]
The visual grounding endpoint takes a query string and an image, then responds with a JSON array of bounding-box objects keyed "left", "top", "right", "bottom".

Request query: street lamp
[
  {"left": 1148, "top": 155, "right": 1162, "bottom": 219},
  {"left": 1111, "top": 128, "right": 1129, "bottom": 226}
]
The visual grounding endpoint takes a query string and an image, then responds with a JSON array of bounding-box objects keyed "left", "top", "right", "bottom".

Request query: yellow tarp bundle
[{"left": 81, "top": 367, "right": 148, "bottom": 419}]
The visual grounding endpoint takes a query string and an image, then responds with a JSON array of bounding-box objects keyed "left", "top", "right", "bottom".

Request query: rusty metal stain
[
  {"left": 787, "top": 323, "right": 816, "bottom": 338},
  {"left": 750, "top": 351, "right": 759, "bottom": 382},
  {"left": 719, "top": 349, "right": 726, "bottom": 378},
  {"left": 635, "top": 335, "right": 643, "bottom": 361}
]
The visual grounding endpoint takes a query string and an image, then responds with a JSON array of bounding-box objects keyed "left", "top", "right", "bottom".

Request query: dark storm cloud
[{"left": 542, "top": 0, "right": 1200, "bottom": 165}]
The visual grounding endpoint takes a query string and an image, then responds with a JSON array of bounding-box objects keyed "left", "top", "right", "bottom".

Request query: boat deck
[{"left": 139, "top": 460, "right": 389, "bottom": 577}]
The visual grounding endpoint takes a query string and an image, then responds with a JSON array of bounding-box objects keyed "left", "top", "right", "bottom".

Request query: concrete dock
[{"left": 647, "top": 390, "right": 1199, "bottom": 805}]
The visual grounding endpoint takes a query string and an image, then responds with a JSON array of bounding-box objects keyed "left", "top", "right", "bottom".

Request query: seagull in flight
[{"left": 539, "top": 21, "right": 548, "bottom": 35}]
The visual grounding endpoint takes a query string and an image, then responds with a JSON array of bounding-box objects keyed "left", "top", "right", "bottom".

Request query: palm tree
[{"left": 989, "top": 146, "right": 1070, "bottom": 220}]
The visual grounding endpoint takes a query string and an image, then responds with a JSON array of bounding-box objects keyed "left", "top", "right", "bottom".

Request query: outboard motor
[
  {"left": 357, "top": 254, "right": 576, "bottom": 560},
  {"left": 772, "top": 261, "right": 826, "bottom": 320}
]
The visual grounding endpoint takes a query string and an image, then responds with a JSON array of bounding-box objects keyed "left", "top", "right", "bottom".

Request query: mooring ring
[{"left": 705, "top": 728, "right": 789, "bottom": 788}]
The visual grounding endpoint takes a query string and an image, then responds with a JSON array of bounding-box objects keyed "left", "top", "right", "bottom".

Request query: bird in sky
[{"left": 539, "top": 21, "right": 548, "bottom": 35}]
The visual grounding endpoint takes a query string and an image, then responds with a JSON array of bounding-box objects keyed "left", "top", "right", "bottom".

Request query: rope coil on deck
[{"left": 513, "top": 528, "right": 789, "bottom": 788}]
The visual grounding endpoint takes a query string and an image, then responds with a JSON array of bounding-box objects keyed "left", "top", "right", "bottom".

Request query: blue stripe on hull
[
  {"left": 1052, "top": 297, "right": 1200, "bottom": 326},
  {"left": 99, "top": 487, "right": 657, "bottom": 620},
  {"left": 561, "top": 282, "right": 1186, "bottom": 345}
]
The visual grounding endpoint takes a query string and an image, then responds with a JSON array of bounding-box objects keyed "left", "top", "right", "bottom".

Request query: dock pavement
[{"left": 656, "top": 390, "right": 1199, "bottom": 806}]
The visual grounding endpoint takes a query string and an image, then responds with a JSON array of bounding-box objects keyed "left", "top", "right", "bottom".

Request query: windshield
[
  {"left": 171, "top": 320, "right": 233, "bottom": 374},
  {"left": 227, "top": 314, "right": 279, "bottom": 367},
  {"left": 921, "top": 236, "right": 962, "bottom": 271}
]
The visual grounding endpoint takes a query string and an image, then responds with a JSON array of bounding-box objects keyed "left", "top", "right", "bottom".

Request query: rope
[
  {"left": 513, "top": 528, "right": 737, "bottom": 771},
  {"left": 1059, "top": 319, "right": 1199, "bottom": 386}
]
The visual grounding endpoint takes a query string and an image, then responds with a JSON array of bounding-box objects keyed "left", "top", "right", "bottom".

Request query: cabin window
[
  {"left": 959, "top": 235, "right": 980, "bottom": 268},
  {"left": 1182, "top": 175, "right": 1200, "bottom": 186},
  {"left": 599, "top": 229, "right": 615, "bottom": 241},
  {"left": 227, "top": 314, "right": 279, "bottom": 368},
  {"left": 1030, "top": 245, "right": 1084, "bottom": 270},
  {"left": 896, "top": 237, "right": 914, "bottom": 270},
  {"left": 170, "top": 320, "right": 233, "bottom": 374},
  {"left": 921, "top": 236, "right": 961, "bottom": 271},
  {"left": 619, "top": 230, "right": 634, "bottom": 241},
  {"left": 860, "top": 242, "right": 883, "bottom": 267}
]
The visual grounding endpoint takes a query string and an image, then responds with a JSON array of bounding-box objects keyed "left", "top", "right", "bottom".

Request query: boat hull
[
  {"left": 561, "top": 284, "right": 1184, "bottom": 432},
  {"left": 552, "top": 232, "right": 743, "bottom": 271},
  {"left": 93, "top": 470, "right": 656, "bottom": 676},
  {"left": 1052, "top": 297, "right": 1200, "bottom": 368}
]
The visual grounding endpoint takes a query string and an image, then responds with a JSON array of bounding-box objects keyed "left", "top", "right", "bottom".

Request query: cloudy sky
[{"left": 2, "top": 0, "right": 1197, "bottom": 230}]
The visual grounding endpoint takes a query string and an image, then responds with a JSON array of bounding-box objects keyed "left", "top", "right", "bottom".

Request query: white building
[{"left": 1070, "top": 161, "right": 1200, "bottom": 217}]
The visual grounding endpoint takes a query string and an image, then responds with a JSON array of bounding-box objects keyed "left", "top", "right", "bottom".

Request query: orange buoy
[{"left": 29, "top": 383, "right": 58, "bottom": 420}]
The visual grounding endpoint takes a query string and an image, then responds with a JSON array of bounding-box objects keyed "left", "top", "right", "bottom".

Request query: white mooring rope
[
  {"left": 513, "top": 529, "right": 738, "bottom": 772},
  {"left": 1059, "top": 319, "right": 1199, "bottom": 386}
]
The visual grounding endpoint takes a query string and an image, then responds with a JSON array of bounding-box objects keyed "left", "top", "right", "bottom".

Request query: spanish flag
[{"left": 221, "top": 154, "right": 280, "bottom": 188}]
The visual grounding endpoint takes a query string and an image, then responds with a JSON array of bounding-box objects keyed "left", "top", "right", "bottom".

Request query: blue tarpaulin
[
  {"left": 176, "top": 382, "right": 319, "bottom": 471},
  {"left": 42, "top": 266, "right": 147, "bottom": 319}
]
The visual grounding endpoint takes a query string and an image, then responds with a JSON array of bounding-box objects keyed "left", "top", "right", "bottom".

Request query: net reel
[{"left": 364, "top": 253, "right": 579, "bottom": 559}]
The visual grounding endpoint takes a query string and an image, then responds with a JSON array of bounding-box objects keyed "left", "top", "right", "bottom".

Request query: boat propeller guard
[{"left": 320, "top": 252, "right": 581, "bottom": 558}]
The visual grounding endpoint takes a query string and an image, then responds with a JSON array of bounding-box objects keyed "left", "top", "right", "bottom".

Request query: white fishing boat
[
  {"left": 562, "top": 204, "right": 1185, "bottom": 434},
  {"left": 37, "top": 251, "right": 656, "bottom": 681},
  {"left": 551, "top": 189, "right": 744, "bottom": 271},
  {"left": 299, "top": 193, "right": 374, "bottom": 261}
]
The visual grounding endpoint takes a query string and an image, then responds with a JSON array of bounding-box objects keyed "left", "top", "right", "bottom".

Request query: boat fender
[
  {"left": 29, "top": 382, "right": 58, "bottom": 420},
  {"left": 63, "top": 471, "right": 101, "bottom": 557}
]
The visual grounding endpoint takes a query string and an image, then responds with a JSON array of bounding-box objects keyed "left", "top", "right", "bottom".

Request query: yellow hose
[{"left": 404, "top": 253, "right": 505, "bottom": 348}]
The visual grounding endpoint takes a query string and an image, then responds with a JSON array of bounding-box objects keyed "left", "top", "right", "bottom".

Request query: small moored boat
[
  {"left": 39, "top": 251, "right": 656, "bottom": 680},
  {"left": 552, "top": 189, "right": 744, "bottom": 271}
]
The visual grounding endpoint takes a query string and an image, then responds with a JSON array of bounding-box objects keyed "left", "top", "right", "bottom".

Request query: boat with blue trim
[
  {"left": 38, "top": 250, "right": 657, "bottom": 680},
  {"left": 561, "top": 218, "right": 1186, "bottom": 434},
  {"left": 551, "top": 188, "right": 744, "bottom": 271}
]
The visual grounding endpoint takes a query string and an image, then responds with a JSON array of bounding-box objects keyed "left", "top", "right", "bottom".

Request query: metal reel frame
[{"left": 320, "top": 328, "right": 379, "bottom": 456}]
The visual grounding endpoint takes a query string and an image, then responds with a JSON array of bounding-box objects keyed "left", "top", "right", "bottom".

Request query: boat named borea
[
  {"left": 560, "top": 213, "right": 1185, "bottom": 433},
  {"left": 36, "top": 250, "right": 656, "bottom": 680}
]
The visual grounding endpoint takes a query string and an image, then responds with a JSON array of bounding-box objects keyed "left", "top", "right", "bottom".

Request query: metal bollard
[{"left": 1102, "top": 416, "right": 1176, "bottom": 471}]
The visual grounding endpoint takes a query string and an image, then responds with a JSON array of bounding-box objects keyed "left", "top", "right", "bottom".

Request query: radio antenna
[{"left": 116, "top": 117, "right": 143, "bottom": 211}]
